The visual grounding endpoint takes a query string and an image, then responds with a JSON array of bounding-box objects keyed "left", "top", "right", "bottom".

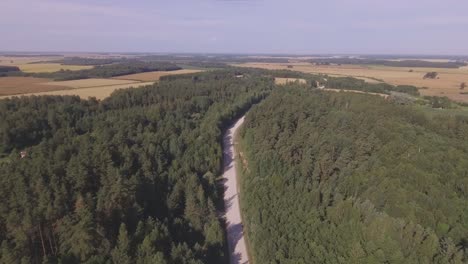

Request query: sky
[{"left": 1, "top": 0, "right": 468, "bottom": 55}]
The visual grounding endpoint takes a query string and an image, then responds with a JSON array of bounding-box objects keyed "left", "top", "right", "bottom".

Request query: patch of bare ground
[
  {"left": 275, "top": 77, "right": 306, "bottom": 85},
  {"left": 238, "top": 151, "right": 250, "bottom": 173}
]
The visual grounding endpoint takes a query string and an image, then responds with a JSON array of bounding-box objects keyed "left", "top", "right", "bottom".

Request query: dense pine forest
[
  {"left": 0, "top": 70, "right": 272, "bottom": 263},
  {"left": 239, "top": 86, "right": 468, "bottom": 263}
]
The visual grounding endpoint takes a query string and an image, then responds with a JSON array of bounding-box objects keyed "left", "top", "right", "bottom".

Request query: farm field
[
  {"left": 0, "top": 56, "right": 93, "bottom": 72},
  {"left": 44, "top": 78, "right": 140, "bottom": 88},
  {"left": 235, "top": 62, "right": 468, "bottom": 102},
  {"left": 18, "top": 63, "right": 93, "bottom": 73},
  {"left": 0, "top": 81, "right": 154, "bottom": 100},
  {"left": 0, "top": 77, "right": 70, "bottom": 96},
  {"left": 0, "top": 55, "right": 62, "bottom": 65},
  {"left": 113, "top": 69, "right": 203, "bottom": 81}
]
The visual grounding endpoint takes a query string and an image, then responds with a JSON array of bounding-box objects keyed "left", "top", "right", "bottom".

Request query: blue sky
[{"left": 1, "top": 0, "right": 468, "bottom": 54}]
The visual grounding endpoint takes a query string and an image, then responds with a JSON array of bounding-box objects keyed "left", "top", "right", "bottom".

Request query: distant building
[{"left": 20, "top": 151, "right": 27, "bottom": 159}]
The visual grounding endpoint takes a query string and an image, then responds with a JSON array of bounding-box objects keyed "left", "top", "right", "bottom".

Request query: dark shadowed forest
[
  {"left": 239, "top": 86, "right": 468, "bottom": 264},
  {"left": 0, "top": 70, "right": 272, "bottom": 263}
]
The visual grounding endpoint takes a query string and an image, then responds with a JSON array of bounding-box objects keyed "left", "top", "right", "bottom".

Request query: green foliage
[
  {"left": 0, "top": 65, "right": 20, "bottom": 73},
  {"left": 424, "top": 96, "right": 455, "bottom": 109},
  {"left": 0, "top": 70, "right": 273, "bottom": 263},
  {"left": 59, "top": 57, "right": 122, "bottom": 66},
  {"left": 424, "top": 72, "right": 439, "bottom": 79},
  {"left": 239, "top": 86, "right": 468, "bottom": 263},
  {"left": 324, "top": 77, "right": 420, "bottom": 96},
  {"left": 393, "top": 85, "right": 420, "bottom": 96},
  {"left": 310, "top": 58, "right": 467, "bottom": 68}
]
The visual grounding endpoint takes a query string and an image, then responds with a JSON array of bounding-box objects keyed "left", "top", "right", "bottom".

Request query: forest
[
  {"left": 0, "top": 70, "right": 273, "bottom": 263},
  {"left": 0, "top": 66, "right": 20, "bottom": 74},
  {"left": 239, "top": 86, "right": 468, "bottom": 263},
  {"left": 309, "top": 58, "right": 467, "bottom": 68},
  {"left": 57, "top": 57, "right": 122, "bottom": 66},
  {"left": 324, "top": 76, "right": 420, "bottom": 95}
]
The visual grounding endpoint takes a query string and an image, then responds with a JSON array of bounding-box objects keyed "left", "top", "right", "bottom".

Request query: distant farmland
[
  {"left": 0, "top": 66, "right": 206, "bottom": 100},
  {"left": 114, "top": 69, "right": 203, "bottom": 81},
  {"left": 0, "top": 77, "right": 70, "bottom": 96},
  {"left": 0, "top": 81, "right": 154, "bottom": 100},
  {"left": 19, "top": 63, "right": 92, "bottom": 73},
  {"left": 0, "top": 56, "right": 92, "bottom": 73},
  {"left": 44, "top": 78, "right": 140, "bottom": 88},
  {"left": 235, "top": 62, "right": 468, "bottom": 102}
]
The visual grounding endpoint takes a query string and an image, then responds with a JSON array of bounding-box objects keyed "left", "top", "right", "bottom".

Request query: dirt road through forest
[{"left": 223, "top": 116, "right": 249, "bottom": 264}]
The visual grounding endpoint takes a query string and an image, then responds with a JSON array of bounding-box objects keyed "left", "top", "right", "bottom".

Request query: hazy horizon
[{"left": 2, "top": 0, "right": 468, "bottom": 55}]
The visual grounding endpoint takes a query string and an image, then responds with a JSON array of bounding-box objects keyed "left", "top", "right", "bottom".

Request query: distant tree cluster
[
  {"left": 423, "top": 96, "right": 454, "bottom": 109},
  {"left": 239, "top": 86, "right": 468, "bottom": 263},
  {"left": 0, "top": 65, "right": 20, "bottom": 73},
  {"left": 139, "top": 54, "right": 291, "bottom": 64},
  {"left": 0, "top": 70, "right": 273, "bottom": 263},
  {"left": 324, "top": 76, "right": 420, "bottom": 96},
  {"left": 423, "top": 71, "right": 438, "bottom": 79},
  {"left": 59, "top": 57, "right": 123, "bottom": 66}
]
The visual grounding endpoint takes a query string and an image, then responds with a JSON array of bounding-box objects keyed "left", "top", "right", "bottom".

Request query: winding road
[{"left": 223, "top": 116, "right": 250, "bottom": 264}]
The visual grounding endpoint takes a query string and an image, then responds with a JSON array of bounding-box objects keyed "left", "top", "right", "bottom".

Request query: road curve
[{"left": 223, "top": 116, "right": 250, "bottom": 264}]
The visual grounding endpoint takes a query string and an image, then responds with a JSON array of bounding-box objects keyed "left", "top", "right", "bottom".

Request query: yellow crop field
[
  {"left": 0, "top": 56, "right": 92, "bottom": 72},
  {"left": 235, "top": 62, "right": 468, "bottom": 102},
  {"left": 275, "top": 78, "right": 306, "bottom": 85},
  {"left": 114, "top": 69, "right": 203, "bottom": 81},
  {"left": 0, "top": 82, "right": 155, "bottom": 100},
  {"left": 18, "top": 63, "right": 92, "bottom": 73},
  {"left": 0, "top": 56, "right": 62, "bottom": 65},
  {"left": 44, "top": 78, "right": 140, "bottom": 89}
]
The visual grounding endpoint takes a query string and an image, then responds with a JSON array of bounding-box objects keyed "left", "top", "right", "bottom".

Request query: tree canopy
[
  {"left": 0, "top": 69, "right": 273, "bottom": 263},
  {"left": 239, "top": 86, "right": 468, "bottom": 263}
]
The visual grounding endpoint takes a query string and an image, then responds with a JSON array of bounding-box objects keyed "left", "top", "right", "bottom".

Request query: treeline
[
  {"left": 229, "top": 66, "right": 420, "bottom": 96},
  {"left": 0, "top": 65, "right": 20, "bottom": 73},
  {"left": 239, "top": 86, "right": 468, "bottom": 263},
  {"left": 139, "top": 54, "right": 291, "bottom": 64},
  {"left": 310, "top": 58, "right": 467, "bottom": 68},
  {"left": 325, "top": 76, "right": 420, "bottom": 95},
  {"left": 0, "top": 70, "right": 273, "bottom": 263},
  {"left": 58, "top": 57, "right": 122, "bottom": 66},
  {"left": 4, "top": 61, "right": 181, "bottom": 81}
]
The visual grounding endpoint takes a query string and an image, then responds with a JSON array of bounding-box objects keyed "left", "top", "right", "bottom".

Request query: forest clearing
[{"left": 274, "top": 77, "right": 306, "bottom": 85}]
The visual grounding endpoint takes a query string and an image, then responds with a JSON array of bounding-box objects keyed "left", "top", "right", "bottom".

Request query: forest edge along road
[{"left": 223, "top": 116, "right": 250, "bottom": 264}]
